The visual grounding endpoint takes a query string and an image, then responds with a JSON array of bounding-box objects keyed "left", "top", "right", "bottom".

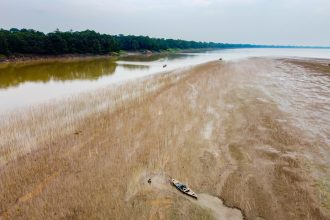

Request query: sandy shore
[{"left": 0, "top": 58, "right": 330, "bottom": 219}]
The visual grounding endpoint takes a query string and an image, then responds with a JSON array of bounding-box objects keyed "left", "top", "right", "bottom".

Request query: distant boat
[
  {"left": 171, "top": 179, "right": 198, "bottom": 199},
  {"left": 219, "top": 58, "right": 223, "bottom": 61},
  {"left": 163, "top": 64, "right": 167, "bottom": 68}
]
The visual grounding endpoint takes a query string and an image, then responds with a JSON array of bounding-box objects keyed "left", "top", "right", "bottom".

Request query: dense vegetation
[{"left": 0, "top": 28, "right": 322, "bottom": 56}]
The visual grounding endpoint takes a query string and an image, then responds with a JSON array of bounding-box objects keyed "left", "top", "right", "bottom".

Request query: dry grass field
[{"left": 1, "top": 58, "right": 330, "bottom": 220}]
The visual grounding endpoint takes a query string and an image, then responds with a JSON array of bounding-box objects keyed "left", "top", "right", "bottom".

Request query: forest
[{"left": 0, "top": 28, "right": 311, "bottom": 56}]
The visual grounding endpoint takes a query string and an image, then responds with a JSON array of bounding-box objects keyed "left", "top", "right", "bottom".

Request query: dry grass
[{"left": 1, "top": 58, "right": 330, "bottom": 220}]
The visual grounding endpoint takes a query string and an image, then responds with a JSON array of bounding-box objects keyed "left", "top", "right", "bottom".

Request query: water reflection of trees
[
  {"left": 0, "top": 53, "right": 196, "bottom": 89},
  {"left": 0, "top": 58, "right": 118, "bottom": 88}
]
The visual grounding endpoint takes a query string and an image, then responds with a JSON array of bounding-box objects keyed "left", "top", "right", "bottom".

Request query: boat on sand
[{"left": 171, "top": 179, "right": 198, "bottom": 199}]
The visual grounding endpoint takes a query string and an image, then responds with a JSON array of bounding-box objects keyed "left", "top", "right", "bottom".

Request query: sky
[{"left": 1, "top": 0, "right": 330, "bottom": 46}]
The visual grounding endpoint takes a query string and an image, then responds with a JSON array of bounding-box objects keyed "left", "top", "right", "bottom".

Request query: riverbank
[
  {"left": 0, "top": 48, "right": 202, "bottom": 64},
  {"left": 0, "top": 51, "right": 142, "bottom": 64},
  {"left": 0, "top": 48, "right": 229, "bottom": 64},
  {"left": 0, "top": 58, "right": 330, "bottom": 219}
]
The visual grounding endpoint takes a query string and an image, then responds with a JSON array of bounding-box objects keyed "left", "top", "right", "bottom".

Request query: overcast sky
[{"left": 2, "top": 0, "right": 330, "bottom": 46}]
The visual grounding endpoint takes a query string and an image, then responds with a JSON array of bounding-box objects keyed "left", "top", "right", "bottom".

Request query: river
[{"left": 0, "top": 48, "right": 330, "bottom": 113}]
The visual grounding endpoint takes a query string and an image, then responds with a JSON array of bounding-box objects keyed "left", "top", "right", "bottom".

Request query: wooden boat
[{"left": 171, "top": 179, "right": 198, "bottom": 199}]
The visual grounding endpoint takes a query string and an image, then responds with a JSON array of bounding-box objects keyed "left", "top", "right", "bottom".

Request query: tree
[
  {"left": 0, "top": 28, "right": 274, "bottom": 57},
  {"left": 0, "top": 32, "right": 9, "bottom": 55},
  {"left": 9, "top": 28, "right": 19, "bottom": 33},
  {"left": 92, "top": 40, "right": 101, "bottom": 54},
  {"left": 46, "top": 33, "right": 68, "bottom": 54},
  {"left": 131, "top": 40, "right": 140, "bottom": 50}
]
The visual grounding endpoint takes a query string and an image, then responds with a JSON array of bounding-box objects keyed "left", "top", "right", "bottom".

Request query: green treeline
[{"left": 0, "top": 28, "right": 310, "bottom": 56}]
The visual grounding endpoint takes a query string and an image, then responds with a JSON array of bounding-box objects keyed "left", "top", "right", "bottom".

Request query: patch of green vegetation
[
  {"left": 118, "top": 50, "right": 127, "bottom": 55},
  {"left": 166, "top": 48, "right": 180, "bottom": 53},
  {"left": 110, "top": 52, "right": 119, "bottom": 56},
  {"left": 111, "top": 50, "right": 128, "bottom": 56}
]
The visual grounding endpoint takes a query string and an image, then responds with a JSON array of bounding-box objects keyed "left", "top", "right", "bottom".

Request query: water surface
[{"left": 1, "top": 48, "right": 330, "bottom": 113}]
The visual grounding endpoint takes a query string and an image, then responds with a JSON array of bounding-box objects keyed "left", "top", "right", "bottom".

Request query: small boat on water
[{"left": 171, "top": 179, "right": 198, "bottom": 199}]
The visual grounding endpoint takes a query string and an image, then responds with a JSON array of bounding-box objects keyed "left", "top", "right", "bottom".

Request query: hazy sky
[{"left": 2, "top": 0, "right": 330, "bottom": 46}]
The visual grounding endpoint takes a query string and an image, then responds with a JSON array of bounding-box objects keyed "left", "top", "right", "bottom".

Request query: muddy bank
[
  {"left": 0, "top": 58, "right": 330, "bottom": 219},
  {"left": 0, "top": 51, "right": 154, "bottom": 64},
  {"left": 283, "top": 58, "right": 330, "bottom": 74},
  {"left": 0, "top": 53, "right": 115, "bottom": 64},
  {"left": 0, "top": 49, "right": 185, "bottom": 64}
]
